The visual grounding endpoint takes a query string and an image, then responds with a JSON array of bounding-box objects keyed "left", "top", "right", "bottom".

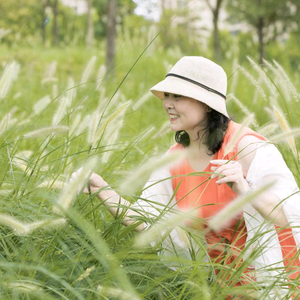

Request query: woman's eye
[
  {"left": 174, "top": 94, "right": 181, "bottom": 98},
  {"left": 164, "top": 92, "right": 169, "bottom": 97}
]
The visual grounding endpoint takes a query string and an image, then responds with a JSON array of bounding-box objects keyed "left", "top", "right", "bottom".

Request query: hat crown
[{"left": 169, "top": 56, "right": 227, "bottom": 95}]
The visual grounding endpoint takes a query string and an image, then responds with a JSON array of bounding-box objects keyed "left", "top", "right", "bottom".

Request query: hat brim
[{"left": 150, "top": 76, "right": 229, "bottom": 118}]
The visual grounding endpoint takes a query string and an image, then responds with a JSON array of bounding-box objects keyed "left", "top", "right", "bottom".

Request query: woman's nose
[{"left": 163, "top": 98, "right": 175, "bottom": 110}]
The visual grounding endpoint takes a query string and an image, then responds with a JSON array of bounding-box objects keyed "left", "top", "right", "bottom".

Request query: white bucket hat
[{"left": 150, "top": 56, "right": 229, "bottom": 118}]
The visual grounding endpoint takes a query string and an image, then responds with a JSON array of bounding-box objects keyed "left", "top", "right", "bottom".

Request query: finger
[
  {"left": 216, "top": 175, "right": 238, "bottom": 185},
  {"left": 210, "top": 159, "right": 231, "bottom": 165},
  {"left": 219, "top": 169, "right": 236, "bottom": 177},
  {"left": 210, "top": 164, "right": 238, "bottom": 179}
]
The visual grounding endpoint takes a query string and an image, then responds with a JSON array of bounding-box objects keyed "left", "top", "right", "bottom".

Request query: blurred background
[
  {"left": 1, "top": 0, "right": 300, "bottom": 72},
  {"left": 1, "top": 2, "right": 300, "bottom": 298}
]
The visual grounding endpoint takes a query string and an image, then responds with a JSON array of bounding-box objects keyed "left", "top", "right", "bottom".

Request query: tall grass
[{"left": 0, "top": 41, "right": 299, "bottom": 299}]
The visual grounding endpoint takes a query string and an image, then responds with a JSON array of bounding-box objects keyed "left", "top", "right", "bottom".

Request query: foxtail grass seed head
[
  {"left": 107, "top": 90, "right": 122, "bottom": 112},
  {"left": 97, "top": 285, "right": 141, "bottom": 300},
  {"left": 93, "top": 100, "right": 131, "bottom": 146},
  {"left": 208, "top": 181, "right": 275, "bottom": 232},
  {"left": 133, "top": 92, "right": 152, "bottom": 110},
  {"left": 257, "top": 123, "right": 279, "bottom": 137},
  {"left": 238, "top": 65, "right": 268, "bottom": 102},
  {"left": 96, "top": 87, "right": 107, "bottom": 112},
  {"left": 27, "top": 218, "right": 67, "bottom": 233},
  {"left": 273, "top": 60, "right": 300, "bottom": 103},
  {"left": 0, "top": 113, "right": 12, "bottom": 136},
  {"left": 134, "top": 209, "right": 196, "bottom": 248},
  {"left": 53, "top": 156, "right": 98, "bottom": 213},
  {"left": 0, "top": 214, "right": 29, "bottom": 235},
  {"left": 0, "top": 189, "right": 12, "bottom": 196},
  {"left": 262, "top": 58, "right": 278, "bottom": 76},
  {"left": 5, "top": 282, "right": 42, "bottom": 293},
  {"left": 223, "top": 113, "right": 255, "bottom": 157},
  {"left": 119, "top": 150, "right": 184, "bottom": 195},
  {"left": 269, "top": 127, "right": 300, "bottom": 146},
  {"left": 151, "top": 121, "right": 171, "bottom": 140},
  {"left": 96, "top": 96, "right": 108, "bottom": 115},
  {"left": 66, "top": 77, "right": 76, "bottom": 107},
  {"left": 43, "top": 61, "right": 57, "bottom": 79},
  {"left": 0, "top": 61, "right": 20, "bottom": 100},
  {"left": 80, "top": 55, "right": 97, "bottom": 87},
  {"left": 74, "top": 114, "right": 89, "bottom": 137},
  {"left": 76, "top": 266, "right": 96, "bottom": 282},
  {"left": 87, "top": 111, "right": 101, "bottom": 145},
  {"left": 12, "top": 151, "right": 33, "bottom": 173},
  {"left": 273, "top": 105, "right": 297, "bottom": 157},
  {"left": 100, "top": 120, "right": 123, "bottom": 163},
  {"left": 52, "top": 99, "right": 68, "bottom": 126},
  {"left": 96, "top": 64, "right": 106, "bottom": 91},
  {"left": 33, "top": 95, "right": 51, "bottom": 115},
  {"left": 138, "top": 127, "right": 155, "bottom": 143},
  {"left": 247, "top": 56, "right": 278, "bottom": 99},
  {"left": 69, "top": 113, "right": 82, "bottom": 137},
  {"left": 52, "top": 84, "right": 58, "bottom": 99},
  {"left": 23, "top": 126, "right": 69, "bottom": 139},
  {"left": 175, "top": 226, "right": 190, "bottom": 248},
  {"left": 227, "top": 94, "right": 258, "bottom": 128}
]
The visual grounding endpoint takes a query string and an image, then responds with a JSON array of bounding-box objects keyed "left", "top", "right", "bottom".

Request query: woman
[{"left": 72, "top": 57, "right": 300, "bottom": 292}]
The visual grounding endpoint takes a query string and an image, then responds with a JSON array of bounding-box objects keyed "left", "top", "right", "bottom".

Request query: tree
[
  {"left": 51, "top": 0, "right": 59, "bottom": 46},
  {"left": 106, "top": 0, "right": 117, "bottom": 75},
  {"left": 205, "top": 0, "right": 225, "bottom": 63},
  {"left": 86, "top": 0, "right": 94, "bottom": 48},
  {"left": 92, "top": 0, "right": 136, "bottom": 75},
  {"left": 226, "top": 0, "right": 299, "bottom": 64},
  {"left": 0, "top": 0, "right": 44, "bottom": 45}
]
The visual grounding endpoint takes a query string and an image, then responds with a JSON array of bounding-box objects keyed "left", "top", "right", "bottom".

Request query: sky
[{"left": 133, "top": 0, "right": 160, "bottom": 21}]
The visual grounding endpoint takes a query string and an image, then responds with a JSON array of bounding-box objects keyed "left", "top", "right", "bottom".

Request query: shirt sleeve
[
  {"left": 130, "top": 166, "right": 176, "bottom": 228},
  {"left": 245, "top": 141, "right": 300, "bottom": 246},
  {"left": 246, "top": 142, "right": 299, "bottom": 201},
  {"left": 130, "top": 165, "right": 204, "bottom": 263}
]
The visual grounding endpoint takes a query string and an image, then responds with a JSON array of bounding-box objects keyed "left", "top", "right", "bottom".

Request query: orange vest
[
  {"left": 169, "top": 120, "right": 300, "bottom": 288},
  {"left": 170, "top": 121, "right": 300, "bottom": 285},
  {"left": 169, "top": 120, "right": 266, "bottom": 247}
]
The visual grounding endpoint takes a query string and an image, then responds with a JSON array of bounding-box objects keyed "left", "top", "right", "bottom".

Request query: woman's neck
[{"left": 186, "top": 130, "right": 211, "bottom": 159}]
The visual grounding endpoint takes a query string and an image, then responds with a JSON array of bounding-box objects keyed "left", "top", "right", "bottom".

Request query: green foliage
[
  {"left": 0, "top": 0, "right": 44, "bottom": 45},
  {"left": 156, "top": 9, "right": 206, "bottom": 55},
  {"left": 0, "top": 35, "right": 299, "bottom": 298}
]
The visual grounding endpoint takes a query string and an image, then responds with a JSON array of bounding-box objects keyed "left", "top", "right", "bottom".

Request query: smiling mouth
[{"left": 169, "top": 114, "right": 179, "bottom": 120}]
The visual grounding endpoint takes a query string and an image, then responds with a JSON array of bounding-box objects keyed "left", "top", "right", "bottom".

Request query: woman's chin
[{"left": 169, "top": 123, "right": 181, "bottom": 132}]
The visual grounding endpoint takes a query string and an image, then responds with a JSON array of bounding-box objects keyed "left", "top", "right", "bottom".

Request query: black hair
[{"left": 175, "top": 109, "right": 230, "bottom": 155}]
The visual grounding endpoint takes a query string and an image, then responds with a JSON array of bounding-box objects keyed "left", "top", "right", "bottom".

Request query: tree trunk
[
  {"left": 86, "top": 0, "right": 94, "bottom": 48},
  {"left": 213, "top": 11, "right": 221, "bottom": 62},
  {"left": 52, "top": 0, "right": 59, "bottom": 46},
  {"left": 106, "top": 0, "right": 117, "bottom": 76},
  {"left": 161, "top": 0, "right": 165, "bottom": 12},
  {"left": 257, "top": 17, "right": 264, "bottom": 64},
  {"left": 42, "top": 0, "right": 47, "bottom": 46},
  {"left": 207, "top": 0, "right": 223, "bottom": 63}
]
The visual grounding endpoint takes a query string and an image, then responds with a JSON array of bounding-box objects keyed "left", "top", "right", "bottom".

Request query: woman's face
[{"left": 163, "top": 92, "right": 208, "bottom": 134}]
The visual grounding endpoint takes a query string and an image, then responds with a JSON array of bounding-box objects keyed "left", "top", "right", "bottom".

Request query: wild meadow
[{"left": 0, "top": 33, "right": 300, "bottom": 299}]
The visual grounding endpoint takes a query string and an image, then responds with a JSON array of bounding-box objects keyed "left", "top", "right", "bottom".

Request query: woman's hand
[
  {"left": 71, "top": 169, "right": 108, "bottom": 194},
  {"left": 210, "top": 159, "right": 250, "bottom": 195}
]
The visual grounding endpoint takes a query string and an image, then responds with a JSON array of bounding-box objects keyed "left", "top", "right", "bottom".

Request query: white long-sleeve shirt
[{"left": 131, "top": 142, "right": 300, "bottom": 295}]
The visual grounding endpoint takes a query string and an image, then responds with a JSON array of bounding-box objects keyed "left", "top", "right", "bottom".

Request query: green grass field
[{"left": 0, "top": 41, "right": 300, "bottom": 299}]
